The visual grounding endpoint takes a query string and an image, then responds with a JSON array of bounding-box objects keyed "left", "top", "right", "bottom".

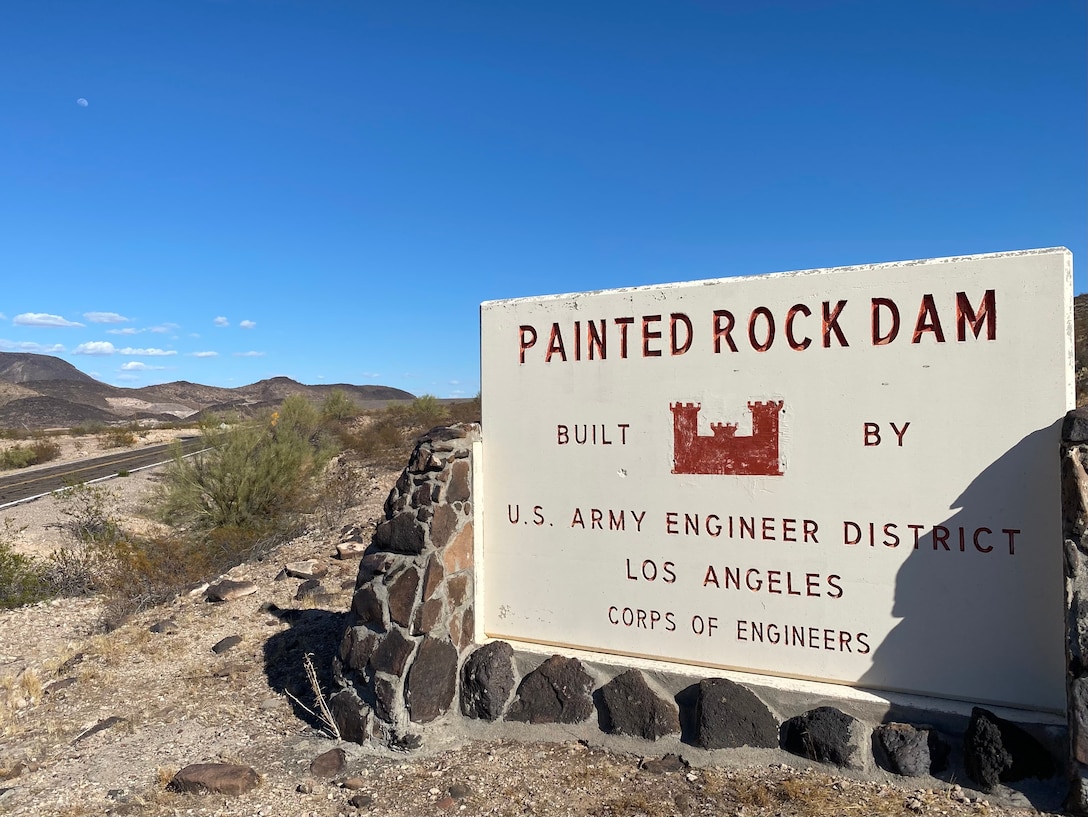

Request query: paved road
[{"left": 0, "top": 437, "right": 205, "bottom": 508}]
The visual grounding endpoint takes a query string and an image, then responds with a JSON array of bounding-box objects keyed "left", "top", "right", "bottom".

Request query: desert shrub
[
  {"left": 321, "top": 389, "right": 360, "bottom": 424},
  {"left": 56, "top": 482, "right": 123, "bottom": 546},
  {"left": 99, "top": 426, "right": 138, "bottom": 449},
  {"left": 0, "top": 439, "right": 61, "bottom": 470},
  {"left": 155, "top": 395, "right": 333, "bottom": 532},
  {"left": 68, "top": 423, "right": 104, "bottom": 437},
  {"left": 405, "top": 394, "right": 449, "bottom": 428},
  {"left": 446, "top": 394, "right": 481, "bottom": 425},
  {"left": 0, "top": 522, "right": 49, "bottom": 608}
]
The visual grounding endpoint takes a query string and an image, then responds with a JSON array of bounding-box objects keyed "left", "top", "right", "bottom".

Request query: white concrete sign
[{"left": 479, "top": 249, "right": 1073, "bottom": 712}]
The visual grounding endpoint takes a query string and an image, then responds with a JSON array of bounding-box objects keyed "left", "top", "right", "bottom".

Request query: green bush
[
  {"left": 321, "top": 389, "right": 360, "bottom": 424},
  {"left": 0, "top": 522, "right": 48, "bottom": 609},
  {"left": 0, "top": 439, "right": 62, "bottom": 470},
  {"left": 99, "top": 426, "right": 138, "bottom": 449},
  {"left": 156, "top": 395, "right": 333, "bottom": 532}
]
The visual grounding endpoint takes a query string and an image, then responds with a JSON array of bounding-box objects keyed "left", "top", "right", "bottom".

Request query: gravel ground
[{"left": 0, "top": 439, "right": 1067, "bottom": 817}]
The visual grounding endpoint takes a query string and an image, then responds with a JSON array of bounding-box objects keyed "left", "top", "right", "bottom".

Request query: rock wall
[
  {"left": 330, "top": 425, "right": 477, "bottom": 748},
  {"left": 332, "top": 421, "right": 1067, "bottom": 799},
  {"left": 1063, "top": 407, "right": 1088, "bottom": 814}
]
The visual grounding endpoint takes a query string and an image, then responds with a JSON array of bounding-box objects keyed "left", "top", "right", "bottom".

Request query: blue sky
[{"left": 1, "top": 2, "right": 1084, "bottom": 397}]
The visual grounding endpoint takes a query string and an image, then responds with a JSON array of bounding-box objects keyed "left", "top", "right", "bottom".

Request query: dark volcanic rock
[
  {"left": 874, "top": 723, "right": 950, "bottom": 777},
  {"left": 507, "top": 655, "right": 594, "bottom": 724},
  {"left": 781, "top": 706, "right": 869, "bottom": 771},
  {"left": 369, "top": 628, "right": 415, "bottom": 676},
  {"left": 374, "top": 512, "right": 425, "bottom": 554},
  {"left": 309, "top": 748, "right": 346, "bottom": 778},
  {"left": 406, "top": 637, "right": 458, "bottom": 723},
  {"left": 168, "top": 763, "right": 259, "bottom": 795},
  {"left": 964, "top": 707, "right": 1056, "bottom": 791},
  {"left": 694, "top": 677, "right": 777, "bottom": 749},
  {"left": 599, "top": 670, "right": 679, "bottom": 740},
  {"left": 211, "top": 635, "right": 242, "bottom": 654},
  {"left": 460, "top": 641, "right": 516, "bottom": 721}
]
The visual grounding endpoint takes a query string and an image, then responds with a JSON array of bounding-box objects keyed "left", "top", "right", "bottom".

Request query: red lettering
[
  {"left": 956, "top": 289, "right": 997, "bottom": 341},
  {"left": 545, "top": 323, "right": 567, "bottom": 362},
  {"left": 748, "top": 307, "right": 775, "bottom": 352},
  {"left": 912, "top": 294, "right": 946, "bottom": 343},
  {"left": 871, "top": 297, "right": 899, "bottom": 345},
  {"left": 713, "top": 310, "right": 737, "bottom": 353},
  {"left": 785, "top": 304, "right": 812, "bottom": 350},
  {"left": 822, "top": 300, "right": 849, "bottom": 347},
  {"left": 519, "top": 325, "right": 538, "bottom": 363},
  {"left": 670, "top": 313, "right": 693, "bottom": 355}
]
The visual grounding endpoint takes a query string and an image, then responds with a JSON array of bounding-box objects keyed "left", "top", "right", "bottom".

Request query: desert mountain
[{"left": 0, "top": 352, "right": 415, "bottom": 428}]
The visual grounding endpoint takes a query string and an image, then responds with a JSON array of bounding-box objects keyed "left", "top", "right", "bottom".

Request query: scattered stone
[
  {"left": 349, "top": 792, "right": 374, "bottom": 808},
  {"left": 389, "top": 731, "right": 423, "bottom": 752},
  {"left": 673, "top": 791, "right": 695, "bottom": 815},
  {"left": 296, "top": 781, "right": 313, "bottom": 794},
  {"left": 286, "top": 559, "right": 328, "bottom": 580},
  {"left": 781, "top": 706, "right": 870, "bottom": 771},
  {"left": 149, "top": 619, "right": 178, "bottom": 634},
  {"left": 212, "top": 635, "right": 243, "bottom": 654},
  {"left": 640, "top": 754, "right": 688, "bottom": 774},
  {"left": 205, "top": 579, "right": 258, "bottom": 602},
  {"left": 336, "top": 541, "right": 368, "bottom": 559},
  {"left": 874, "top": 722, "right": 949, "bottom": 776},
  {"left": 600, "top": 669, "right": 679, "bottom": 740},
  {"left": 309, "top": 747, "right": 347, "bottom": 778},
  {"left": 71, "top": 715, "right": 127, "bottom": 744},
  {"left": 340, "top": 524, "right": 365, "bottom": 543},
  {"left": 406, "top": 637, "right": 458, "bottom": 723},
  {"left": 168, "top": 763, "right": 260, "bottom": 795},
  {"left": 330, "top": 689, "right": 370, "bottom": 744},
  {"left": 436, "top": 795, "right": 457, "bottom": 811},
  {"left": 964, "top": 707, "right": 1056, "bottom": 791},
  {"left": 507, "top": 655, "right": 594, "bottom": 724},
  {"left": 44, "top": 677, "right": 76, "bottom": 696},
  {"left": 448, "top": 782, "right": 472, "bottom": 799},
  {"left": 342, "top": 776, "right": 367, "bottom": 790},
  {"left": 296, "top": 579, "right": 324, "bottom": 599},
  {"left": 694, "top": 678, "right": 778, "bottom": 749},
  {"left": 460, "top": 641, "right": 515, "bottom": 721}
]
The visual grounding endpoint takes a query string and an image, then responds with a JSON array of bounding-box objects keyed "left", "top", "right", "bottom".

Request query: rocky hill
[{"left": 0, "top": 352, "right": 415, "bottom": 428}]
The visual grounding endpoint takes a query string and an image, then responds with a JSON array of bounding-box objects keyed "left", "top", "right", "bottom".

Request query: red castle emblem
[{"left": 670, "top": 400, "right": 785, "bottom": 476}]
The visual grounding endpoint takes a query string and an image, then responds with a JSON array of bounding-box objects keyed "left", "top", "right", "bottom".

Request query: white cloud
[
  {"left": 107, "top": 327, "right": 138, "bottom": 335},
  {"left": 234, "top": 351, "right": 265, "bottom": 357},
  {"left": 120, "top": 361, "right": 165, "bottom": 371},
  {"left": 73, "top": 341, "right": 115, "bottom": 356},
  {"left": 0, "top": 313, "right": 6, "bottom": 320},
  {"left": 192, "top": 351, "right": 219, "bottom": 358},
  {"left": 240, "top": 319, "right": 256, "bottom": 329},
  {"left": 118, "top": 347, "right": 177, "bottom": 356},
  {"left": 0, "top": 340, "right": 65, "bottom": 354},
  {"left": 14, "top": 313, "right": 83, "bottom": 328},
  {"left": 76, "top": 98, "right": 88, "bottom": 107},
  {"left": 84, "top": 312, "right": 129, "bottom": 324},
  {"left": 213, "top": 316, "right": 229, "bottom": 327},
  {"left": 151, "top": 323, "right": 178, "bottom": 334}
]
